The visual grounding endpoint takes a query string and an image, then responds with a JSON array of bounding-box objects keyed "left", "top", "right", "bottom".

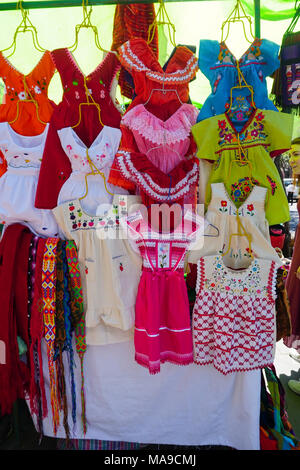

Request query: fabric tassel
[
  {"left": 41, "top": 237, "right": 60, "bottom": 435},
  {"left": 65, "top": 240, "right": 87, "bottom": 435}
]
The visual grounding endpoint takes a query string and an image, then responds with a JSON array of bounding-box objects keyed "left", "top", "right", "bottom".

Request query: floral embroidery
[
  {"left": 213, "top": 73, "right": 222, "bottom": 94},
  {"left": 246, "top": 203, "right": 254, "bottom": 216},
  {"left": 230, "top": 177, "right": 260, "bottom": 204},
  {"left": 158, "top": 243, "right": 170, "bottom": 268},
  {"left": 266, "top": 175, "right": 277, "bottom": 195},
  {"left": 18, "top": 91, "right": 27, "bottom": 100},
  {"left": 68, "top": 201, "right": 121, "bottom": 232},
  {"left": 255, "top": 112, "right": 265, "bottom": 121},
  {"left": 119, "top": 262, "right": 124, "bottom": 272},
  {"left": 100, "top": 90, "right": 105, "bottom": 99},
  {"left": 219, "top": 200, "right": 228, "bottom": 213},
  {"left": 218, "top": 119, "right": 226, "bottom": 130}
]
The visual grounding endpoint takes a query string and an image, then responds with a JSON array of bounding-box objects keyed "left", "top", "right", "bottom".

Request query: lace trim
[
  {"left": 119, "top": 42, "right": 198, "bottom": 84},
  {"left": 116, "top": 151, "right": 199, "bottom": 202},
  {"left": 122, "top": 104, "right": 198, "bottom": 145}
]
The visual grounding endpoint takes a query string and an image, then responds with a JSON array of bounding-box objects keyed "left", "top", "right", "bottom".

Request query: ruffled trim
[
  {"left": 121, "top": 103, "right": 198, "bottom": 145},
  {"left": 118, "top": 38, "right": 198, "bottom": 85},
  {"left": 116, "top": 151, "right": 199, "bottom": 202},
  {"left": 135, "top": 350, "right": 194, "bottom": 375}
]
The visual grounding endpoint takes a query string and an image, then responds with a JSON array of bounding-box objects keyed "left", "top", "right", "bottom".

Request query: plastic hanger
[
  {"left": 1, "top": 1, "right": 45, "bottom": 58},
  {"left": 147, "top": 0, "right": 177, "bottom": 48},
  {"left": 221, "top": 0, "right": 255, "bottom": 45}
]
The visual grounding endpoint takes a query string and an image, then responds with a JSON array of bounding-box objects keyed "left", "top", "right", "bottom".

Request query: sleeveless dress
[
  {"left": 193, "top": 255, "right": 281, "bottom": 374},
  {"left": 57, "top": 125, "right": 128, "bottom": 215},
  {"left": 0, "top": 50, "right": 56, "bottom": 176},
  {"left": 197, "top": 38, "right": 280, "bottom": 124},
  {"left": 188, "top": 182, "right": 281, "bottom": 269},
  {"left": 53, "top": 195, "right": 142, "bottom": 346},
  {"left": 191, "top": 108, "right": 294, "bottom": 226},
  {"left": 123, "top": 210, "right": 204, "bottom": 374},
  {"left": 35, "top": 49, "right": 122, "bottom": 209},
  {"left": 0, "top": 122, "right": 58, "bottom": 237}
]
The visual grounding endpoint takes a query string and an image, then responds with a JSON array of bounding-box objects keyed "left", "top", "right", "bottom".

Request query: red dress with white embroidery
[
  {"left": 35, "top": 49, "right": 122, "bottom": 209},
  {"left": 193, "top": 255, "right": 280, "bottom": 374},
  {"left": 108, "top": 38, "right": 199, "bottom": 190},
  {"left": 124, "top": 210, "right": 204, "bottom": 374}
]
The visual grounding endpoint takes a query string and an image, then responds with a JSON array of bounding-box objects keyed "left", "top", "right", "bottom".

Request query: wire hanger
[
  {"left": 144, "top": 71, "right": 184, "bottom": 107},
  {"left": 68, "top": 0, "right": 117, "bottom": 57},
  {"left": 1, "top": 1, "right": 45, "bottom": 58},
  {"left": 79, "top": 148, "right": 114, "bottom": 202},
  {"left": 284, "top": 0, "right": 300, "bottom": 36},
  {"left": 71, "top": 75, "right": 104, "bottom": 129},
  {"left": 221, "top": 0, "right": 256, "bottom": 45},
  {"left": 147, "top": 0, "right": 177, "bottom": 49}
]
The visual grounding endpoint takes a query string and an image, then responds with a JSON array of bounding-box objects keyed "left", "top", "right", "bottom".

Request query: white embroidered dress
[
  {"left": 57, "top": 125, "right": 128, "bottom": 215},
  {"left": 193, "top": 255, "right": 281, "bottom": 374},
  {"left": 188, "top": 182, "right": 282, "bottom": 268},
  {"left": 0, "top": 122, "right": 59, "bottom": 237},
  {"left": 53, "top": 194, "right": 142, "bottom": 346}
]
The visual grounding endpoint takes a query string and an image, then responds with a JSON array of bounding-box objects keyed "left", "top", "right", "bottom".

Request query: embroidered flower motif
[
  {"left": 236, "top": 111, "right": 244, "bottom": 121},
  {"left": 266, "top": 175, "right": 277, "bottom": 195},
  {"left": 85, "top": 266, "right": 88, "bottom": 275},
  {"left": 119, "top": 262, "right": 124, "bottom": 272},
  {"left": 34, "top": 85, "right": 41, "bottom": 94},
  {"left": 100, "top": 90, "right": 105, "bottom": 99},
  {"left": 75, "top": 91, "right": 80, "bottom": 100},
  {"left": 251, "top": 129, "right": 258, "bottom": 137},
  {"left": 18, "top": 91, "right": 27, "bottom": 100},
  {"left": 219, "top": 200, "right": 228, "bottom": 213},
  {"left": 247, "top": 204, "right": 254, "bottom": 211},
  {"left": 224, "top": 133, "right": 233, "bottom": 143},
  {"left": 221, "top": 200, "right": 227, "bottom": 207},
  {"left": 255, "top": 112, "right": 265, "bottom": 121},
  {"left": 218, "top": 119, "right": 226, "bottom": 130}
]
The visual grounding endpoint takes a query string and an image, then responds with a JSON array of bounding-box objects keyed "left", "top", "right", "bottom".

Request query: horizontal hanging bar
[{"left": 0, "top": 0, "right": 225, "bottom": 11}]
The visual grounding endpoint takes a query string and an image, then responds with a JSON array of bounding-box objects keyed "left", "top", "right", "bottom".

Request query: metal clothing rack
[{"left": 0, "top": 0, "right": 261, "bottom": 37}]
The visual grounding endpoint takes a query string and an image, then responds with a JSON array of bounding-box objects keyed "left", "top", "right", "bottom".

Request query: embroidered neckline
[
  {"left": 225, "top": 107, "right": 257, "bottom": 136},
  {"left": 2, "top": 121, "right": 49, "bottom": 150},
  {"left": 213, "top": 182, "right": 261, "bottom": 213},
  {"left": 0, "top": 50, "right": 51, "bottom": 78},
  {"left": 219, "top": 38, "right": 262, "bottom": 65},
  {"left": 216, "top": 254, "right": 257, "bottom": 279},
  {"left": 65, "top": 48, "right": 115, "bottom": 80}
]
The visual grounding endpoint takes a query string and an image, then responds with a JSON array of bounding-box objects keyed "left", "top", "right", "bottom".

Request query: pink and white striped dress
[
  {"left": 124, "top": 210, "right": 204, "bottom": 374},
  {"left": 193, "top": 255, "right": 281, "bottom": 374}
]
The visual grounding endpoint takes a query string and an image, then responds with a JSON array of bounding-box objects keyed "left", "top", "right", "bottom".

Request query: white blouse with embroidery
[
  {"left": 57, "top": 125, "right": 128, "bottom": 215},
  {"left": 188, "top": 182, "right": 282, "bottom": 269}
]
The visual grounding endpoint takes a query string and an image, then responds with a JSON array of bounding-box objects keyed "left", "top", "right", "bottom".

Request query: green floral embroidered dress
[{"left": 191, "top": 109, "right": 294, "bottom": 226}]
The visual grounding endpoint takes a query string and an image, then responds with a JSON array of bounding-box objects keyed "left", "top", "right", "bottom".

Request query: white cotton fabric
[
  {"left": 57, "top": 126, "right": 128, "bottom": 215},
  {"left": 33, "top": 338, "right": 261, "bottom": 450},
  {"left": 0, "top": 122, "right": 59, "bottom": 237}
]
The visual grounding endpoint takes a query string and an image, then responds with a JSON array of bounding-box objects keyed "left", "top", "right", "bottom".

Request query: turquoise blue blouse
[{"left": 197, "top": 38, "right": 280, "bottom": 131}]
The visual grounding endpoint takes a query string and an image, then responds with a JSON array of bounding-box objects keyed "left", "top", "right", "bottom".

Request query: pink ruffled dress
[
  {"left": 121, "top": 103, "right": 199, "bottom": 174},
  {"left": 122, "top": 209, "right": 205, "bottom": 374}
]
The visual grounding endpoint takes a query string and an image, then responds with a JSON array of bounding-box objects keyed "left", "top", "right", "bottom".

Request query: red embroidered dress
[
  {"left": 108, "top": 38, "right": 198, "bottom": 189},
  {"left": 35, "top": 49, "right": 122, "bottom": 209},
  {"left": 0, "top": 50, "right": 56, "bottom": 176},
  {"left": 193, "top": 255, "right": 280, "bottom": 374}
]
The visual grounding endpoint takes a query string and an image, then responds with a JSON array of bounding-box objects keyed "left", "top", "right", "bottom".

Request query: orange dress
[{"left": 0, "top": 50, "right": 56, "bottom": 176}]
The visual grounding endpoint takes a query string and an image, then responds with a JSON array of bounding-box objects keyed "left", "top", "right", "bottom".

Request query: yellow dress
[{"left": 192, "top": 109, "right": 294, "bottom": 226}]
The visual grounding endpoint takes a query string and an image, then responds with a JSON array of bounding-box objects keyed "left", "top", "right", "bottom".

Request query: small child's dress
[
  {"left": 197, "top": 38, "right": 280, "bottom": 123},
  {"left": 123, "top": 210, "right": 205, "bottom": 374},
  {"left": 57, "top": 125, "right": 128, "bottom": 215},
  {"left": 35, "top": 49, "right": 122, "bottom": 209},
  {"left": 0, "top": 122, "right": 59, "bottom": 237},
  {"left": 191, "top": 109, "right": 294, "bottom": 226},
  {"left": 193, "top": 255, "right": 281, "bottom": 374},
  {"left": 188, "top": 182, "right": 281, "bottom": 269},
  {"left": 0, "top": 50, "right": 56, "bottom": 176},
  {"left": 53, "top": 195, "right": 142, "bottom": 346}
]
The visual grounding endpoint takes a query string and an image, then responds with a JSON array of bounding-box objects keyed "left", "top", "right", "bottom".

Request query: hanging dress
[
  {"left": 57, "top": 125, "right": 128, "bottom": 215},
  {"left": 35, "top": 49, "right": 122, "bottom": 209},
  {"left": 0, "top": 50, "right": 56, "bottom": 176},
  {"left": 108, "top": 38, "right": 198, "bottom": 189},
  {"left": 193, "top": 255, "right": 281, "bottom": 374},
  {"left": 197, "top": 38, "right": 280, "bottom": 123},
  {"left": 188, "top": 182, "right": 282, "bottom": 269},
  {"left": 53, "top": 195, "right": 142, "bottom": 346},
  {"left": 191, "top": 108, "right": 294, "bottom": 226},
  {"left": 122, "top": 209, "right": 205, "bottom": 374},
  {"left": 0, "top": 122, "right": 59, "bottom": 237}
]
